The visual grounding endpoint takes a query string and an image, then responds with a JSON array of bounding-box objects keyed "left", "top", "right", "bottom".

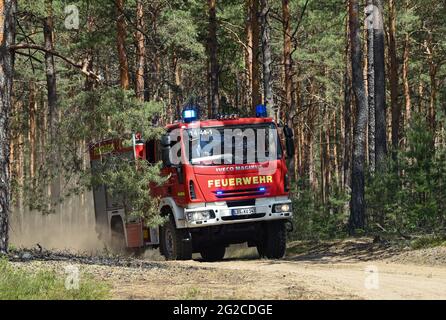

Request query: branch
[
  {"left": 10, "top": 44, "right": 101, "bottom": 81},
  {"left": 15, "top": 16, "right": 37, "bottom": 73},
  {"left": 291, "top": 0, "right": 311, "bottom": 41},
  {"left": 114, "top": 0, "right": 166, "bottom": 53},
  {"left": 220, "top": 22, "right": 249, "bottom": 52},
  {"left": 14, "top": 50, "right": 43, "bottom": 64}
]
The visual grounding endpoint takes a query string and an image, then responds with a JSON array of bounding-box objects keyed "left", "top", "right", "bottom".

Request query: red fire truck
[{"left": 89, "top": 106, "right": 294, "bottom": 261}]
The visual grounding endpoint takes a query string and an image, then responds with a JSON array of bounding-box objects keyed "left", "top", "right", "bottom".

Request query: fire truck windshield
[{"left": 187, "top": 123, "right": 282, "bottom": 166}]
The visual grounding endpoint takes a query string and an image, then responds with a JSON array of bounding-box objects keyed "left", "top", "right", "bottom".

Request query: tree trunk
[
  {"left": 320, "top": 124, "right": 325, "bottom": 204},
  {"left": 29, "top": 81, "right": 37, "bottom": 181},
  {"left": 428, "top": 64, "right": 437, "bottom": 133},
  {"left": 245, "top": 7, "right": 252, "bottom": 111},
  {"left": 282, "top": 0, "right": 293, "bottom": 121},
  {"left": 343, "top": 7, "right": 352, "bottom": 190},
  {"left": 424, "top": 34, "right": 438, "bottom": 133},
  {"left": 260, "top": 0, "right": 274, "bottom": 117},
  {"left": 307, "top": 80, "right": 317, "bottom": 190},
  {"left": 417, "top": 80, "right": 424, "bottom": 114},
  {"left": 135, "top": 0, "right": 145, "bottom": 101},
  {"left": 374, "top": 0, "right": 387, "bottom": 169},
  {"left": 0, "top": 0, "right": 16, "bottom": 254},
  {"left": 150, "top": 8, "right": 161, "bottom": 100},
  {"left": 207, "top": 57, "right": 212, "bottom": 117},
  {"left": 84, "top": 15, "right": 95, "bottom": 91},
  {"left": 116, "top": 0, "right": 130, "bottom": 90},
  {"left": 349, "top": 0, "right": 367, "bottom": 233},
  {"left": 208, "top": 0, "right": 219, "bottom": 117},
  {"left": 402, "top": 33, "right": 411, "bottom": 128},
  {"left": 323, "top": 112, "right": 331, "bottom": 203},
  {"left": 366, "top": 0, "right": 375, "bottom": 171},
  {"left": 388, "top": 0, "right": 399, "bottom": 152},
  {"left": 172, "top": 52, "right": 182, "bottom": 119},
  {"left": 332, "top": 109, "right": 339, "bottom": 186},
  {"left": 249, "top": 0, "right": 261, "bottom": 112},
  {"left": 44, "top": 0, "right": 60, "bottom": 206},
  {"left": 16, "top": 101, "right": 23, "bottom": 216},
  {"left": 44, "top": 0, "right": 57, "bottom": 139}
]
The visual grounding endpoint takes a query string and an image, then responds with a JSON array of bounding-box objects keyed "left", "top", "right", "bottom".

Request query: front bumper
[{"left": 184, "top": 196, "right": 292, "bottom": 228}]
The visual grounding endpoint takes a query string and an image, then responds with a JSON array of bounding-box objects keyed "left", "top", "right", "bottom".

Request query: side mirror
[
  {"left": 161, "top": 134, "right": 171, "bottom": 147},
  {"left": 162, "top": 146, "right": 172, "bottom": 167},
  {"left": 283, "top": 125, "right": 295, "bottom": 158},
  {"left": 161, "top": 134, "right": 172, "bottom": 167}
]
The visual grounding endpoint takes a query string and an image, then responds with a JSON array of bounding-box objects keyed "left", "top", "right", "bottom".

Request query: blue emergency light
[
  {"left": 256, "top": 104, "right": 268, "bottom": 118},
  {"left": 182, "top": 106, "right": 198, "bottom": 123}
]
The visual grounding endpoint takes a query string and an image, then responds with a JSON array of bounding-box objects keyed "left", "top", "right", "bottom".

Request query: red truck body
[{"left": 89, "top": 115, "right": 293, "bottom": 260}]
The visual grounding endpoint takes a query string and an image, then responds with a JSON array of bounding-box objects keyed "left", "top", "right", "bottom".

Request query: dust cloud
[
  {"left": 9, "top": 193, "right": 261, "bottom": 258},
  {"left": 9, "top": 192, "right": 105, "bottom": 253}
]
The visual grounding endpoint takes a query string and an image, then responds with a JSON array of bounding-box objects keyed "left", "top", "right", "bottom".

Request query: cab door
[{"left": 162, "top": 131, "right": 187, "bottom": 206}]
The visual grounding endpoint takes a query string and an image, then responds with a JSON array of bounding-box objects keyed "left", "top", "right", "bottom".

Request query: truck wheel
[
  {"left": 262, "top": 220, "right": 287, "bottom": 259},
  {"left": 256, "top": 244, "right": 265, "bottom": 258},
  {"left": 200, "top": 246, "right": 226, "bottom": 262},
  {"left": 160, "top": 216, "right": 192, "bottom": 261}
]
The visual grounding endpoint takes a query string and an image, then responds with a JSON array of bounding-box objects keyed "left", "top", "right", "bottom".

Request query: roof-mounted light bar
[
  {"left": 182, "top": 106, "right": 199, "bottom": 123},
  {"left": 256, "top": 104, "right": 268, "bottom": 118}
]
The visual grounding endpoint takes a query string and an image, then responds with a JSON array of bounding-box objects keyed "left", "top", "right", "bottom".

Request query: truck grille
[
  {"left": 214, "top": 188, "right": 266, "bottom": 199},
  {"left": 221, "top": 213, "right": 266, "bottom": 221},
  {"left": 226, "top": 200, "right": 256, "bottom": 207}
]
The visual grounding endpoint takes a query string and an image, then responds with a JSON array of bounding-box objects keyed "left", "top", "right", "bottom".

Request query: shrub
[
  {"left": 366, "top": 114, "right": 446, "bottom": 235},
  {"left": 290, "top": 178, "right": 350, "bottom": 240}
]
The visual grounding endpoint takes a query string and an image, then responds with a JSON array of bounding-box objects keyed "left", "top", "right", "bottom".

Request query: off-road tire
[
  {"left": 160, "top": 216, "right": 192, "bottom": 260},
  {"left": 200, "top": 246, "right": 226, "bottom": 262},
  {"left": 260, "top": 220, "right": 287, "bottom": 259},
  {"left": 256, "top": 243, "right": 265, "bottom": 258}
]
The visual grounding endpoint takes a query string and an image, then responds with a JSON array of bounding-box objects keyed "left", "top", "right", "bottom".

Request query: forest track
[
  {"left": 178, "top": 259, "right": 446, "bottom": 300},
  {"left": 8, "top": 238, "right": 446, "bottom": 300}
]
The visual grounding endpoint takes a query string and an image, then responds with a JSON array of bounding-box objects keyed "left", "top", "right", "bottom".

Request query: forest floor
[{"left": 7, "top": 238, "right": 446, "bottom": 300}]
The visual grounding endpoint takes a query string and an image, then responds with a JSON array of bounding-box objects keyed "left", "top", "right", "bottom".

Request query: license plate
[{"left": 232, "top": 207, "right": 256, "bottom": 215}]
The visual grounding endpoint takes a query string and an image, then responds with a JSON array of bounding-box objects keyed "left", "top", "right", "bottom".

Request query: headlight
[
  {"left": 273, "top": 203, "right": 291, "bottom": 213},
  {"left": 186, "top": 210, "right": 215, "bottom": 222}
]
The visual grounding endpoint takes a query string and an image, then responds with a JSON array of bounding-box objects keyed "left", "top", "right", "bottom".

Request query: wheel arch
[
  {"left": 159, "top": 197, "right": 186, "bottom": 228},
  {"left": 110, "top": 214, "right": 124, "bottom": 230},
  {"left": 109, "top": 214, "right": 127, "bottom": 248}
]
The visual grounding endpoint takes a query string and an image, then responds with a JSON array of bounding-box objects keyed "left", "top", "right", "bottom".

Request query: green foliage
[
  {"left": 9, "top": 0, "right": 446, "bottom": 240},
  {"left": 366, "top": 114, "right": 446, "bottom": 235},
  {"left": 410, "top": 236, "right": 446, "bottom": 250},
  {"left": 19, "top": 87, "right": 166, "bottom": 216},
  {"left": 159, "top": 8, "right": 205, "bottom": 59},
  {"left": 92, "top": 158, "right": 167, "bottom": 224},
  {"left": 290, "top": 179, "right": 350, "bottom": 240},
  {"left": 0, "top": 258, "right": 110, "bottom": 300},
  {"left": 63, "top": 88, "right": 165, "bottom": 141}
]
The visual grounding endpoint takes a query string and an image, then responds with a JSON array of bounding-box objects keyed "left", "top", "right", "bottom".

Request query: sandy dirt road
[
  {"left": 11, "top": 239, "right": 446, "bottom": 300},
  {"left": 177, "top": 259, "right": 446, "bottom": 300},
  {"left": 116, "top": 239, "right": 446, "bottom": 300}
]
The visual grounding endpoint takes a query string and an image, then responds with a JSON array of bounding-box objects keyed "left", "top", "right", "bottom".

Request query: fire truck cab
[{"left": 89, "top": 105, "right": 294, "bottom": 261}]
